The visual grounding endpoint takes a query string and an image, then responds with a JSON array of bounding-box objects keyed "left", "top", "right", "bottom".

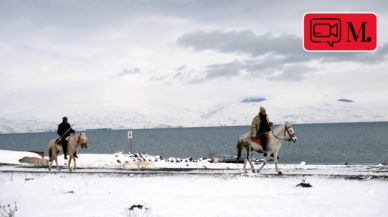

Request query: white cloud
[{"left": 1, "top": 0, "right": 388, "bottom": 118}]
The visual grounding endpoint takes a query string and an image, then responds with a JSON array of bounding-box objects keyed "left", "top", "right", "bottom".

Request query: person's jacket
[
  {"left": 251, "top": 113, "right": 271, "bottom": 136},
  {"left": 57, "top": 121, "right": 74, "bottom": 137}
]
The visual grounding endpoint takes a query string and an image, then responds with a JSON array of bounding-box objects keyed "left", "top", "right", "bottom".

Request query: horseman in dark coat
[{"left": 57, "top": 117, "right": 77, "bottom": 159}]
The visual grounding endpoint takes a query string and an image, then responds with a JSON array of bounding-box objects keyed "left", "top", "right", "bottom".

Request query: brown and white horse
[
  {"left": 236, "top": 122, "right": 297, "bottom": 174},
  {"left": 48, "top": 133, "right": 88, "bottom": 171}
]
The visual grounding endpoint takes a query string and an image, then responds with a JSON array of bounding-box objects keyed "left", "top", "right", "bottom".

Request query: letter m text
[{"left": 346, "top": 22, "right": 367, "bottom": 42}]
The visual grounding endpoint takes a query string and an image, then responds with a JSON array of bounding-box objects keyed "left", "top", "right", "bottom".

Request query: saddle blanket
[{"left": 250, "top": 132, "right": 269, "bottom": 146}]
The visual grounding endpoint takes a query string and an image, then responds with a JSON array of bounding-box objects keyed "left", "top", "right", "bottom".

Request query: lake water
[{"left": 1, "top": 122, "right": 388, "bottom": 165}]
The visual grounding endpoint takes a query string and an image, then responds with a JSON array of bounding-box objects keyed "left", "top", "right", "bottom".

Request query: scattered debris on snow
[{"left": 296, "top": 179, "right": 313, "bottom": 188}]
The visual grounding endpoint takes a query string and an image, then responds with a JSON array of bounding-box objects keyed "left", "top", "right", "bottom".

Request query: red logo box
[{"left": 303, "top": 13, "right": 378, "bottom": 51}]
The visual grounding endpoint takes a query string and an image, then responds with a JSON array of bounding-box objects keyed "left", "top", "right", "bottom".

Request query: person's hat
[
  {"left": 62, "top": 117, "right": 68, "bottom": 121},
  {"left": 260, "top": 107, "right": 266, "bottom": 113}
]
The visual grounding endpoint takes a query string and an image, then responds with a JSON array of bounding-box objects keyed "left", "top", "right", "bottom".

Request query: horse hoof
[{"left": 278, "top": 172, "right": 283, "bottom": 175}]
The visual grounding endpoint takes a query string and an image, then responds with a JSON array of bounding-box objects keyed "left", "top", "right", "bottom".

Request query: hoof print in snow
[
  {"left": 296, "top": 183, "right": 312, "bottom": 188},
  {"left": 117, "top": 160, "right": 121, "bottom": 163},
  {"left": 64, "top": 191, "right": 74, "bottom": 194}
]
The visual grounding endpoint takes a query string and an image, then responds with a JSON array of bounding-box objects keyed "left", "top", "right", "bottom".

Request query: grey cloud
[
  {"left": 187, "top": 60, "right": 241, "bottom": 84},
  {"left": 173, "top": 71, "right": 194, "bottom": 81},
  {"left": 178, "top": 30, "right": 388, "bottom": 84},
  {"left": 186, "top": 58, "right": 321, "bottom": 84},
  {"left": 3, "top": 1, "right": 387, "bottom": 33},
  {"left": 176, "top": 64, "right": 186, "bottom": 71},
  {"left": 149, "top": 76, "right": 164, "bottom": 81},
  {"left": 177, "top": 30, "right": 388, "bottom": 65},
  {"left": 174, "top": 72, "right": 183, "bottom": 79},
  {"left": 119, "top": 68, "right": 140, "bottom": 77},
  {"left": 204, "top": 60, "right": 241, "bottom": 79},
  {"left": 270, "top": 64, "right": 320, "bottom": 82},
  {"left": 177, "top": 30, "right": 300, "bottom": 57}
]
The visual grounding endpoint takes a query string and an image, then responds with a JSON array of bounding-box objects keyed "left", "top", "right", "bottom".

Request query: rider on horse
[
  {"left": 251, "top": 107, "right": 274, "bottom": 156},
  {"left": 57, "top": 117, "right": 78, "bottom": 159}
]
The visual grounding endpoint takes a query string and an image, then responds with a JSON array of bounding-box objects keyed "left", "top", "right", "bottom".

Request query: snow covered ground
[
  {"left": 1, "top": 99, "right": 388, "bottom": 133},
  {"left": 1, "top": 150, "right": 388, "bottom": 217}
]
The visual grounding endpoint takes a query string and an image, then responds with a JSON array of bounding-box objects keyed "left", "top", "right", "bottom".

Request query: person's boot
[
  {"left": 270, "top": 154, "right": 279, "bottom": 159},
  {"left": 74, "top": 152, "right": 78, "bottom": 158},
  {"left": 263, "top": 150, "right": 267, "bottom": 157},
  {"left": 64, "top": 154, "right": 68, "bottom": 160}
]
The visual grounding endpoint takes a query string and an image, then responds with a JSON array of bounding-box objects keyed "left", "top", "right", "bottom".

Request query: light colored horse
[
  {"left": 236, "top": 122, "right": 297, "bottom": 174},
  {"left": 48, "top": 133, "right": 88, "bottom": 171}
]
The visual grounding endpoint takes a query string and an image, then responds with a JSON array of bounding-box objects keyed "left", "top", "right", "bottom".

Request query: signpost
[{"left": 128, "top": 131, "right": 132, "bottom": 153}]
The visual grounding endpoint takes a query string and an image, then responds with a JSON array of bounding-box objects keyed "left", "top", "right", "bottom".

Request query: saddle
[
  {"left": 55, "top": 138, "right": 62, "bottom": 145},
  {"left": 251, "top": 132, "right": 269, "bottom": 146},
  {"left": 55, "top": 136, "right": 70, "bottom": 146}
]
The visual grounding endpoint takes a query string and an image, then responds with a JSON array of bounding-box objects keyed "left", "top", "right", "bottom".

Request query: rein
[
  {"left": 238, "top": 132, "right": 267, "bottom": 142},
  {"left": 237, "top": 124, "right": 296, "bottom": 143}
]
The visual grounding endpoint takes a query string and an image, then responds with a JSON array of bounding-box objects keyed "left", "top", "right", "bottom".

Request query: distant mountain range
[{"left": 0, "top": 99, "right": 387, "bottom": 133}]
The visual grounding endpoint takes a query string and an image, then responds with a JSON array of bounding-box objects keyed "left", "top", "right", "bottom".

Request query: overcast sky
[{"left": 1, "top": 0, "right": 387, "bottom": 115}]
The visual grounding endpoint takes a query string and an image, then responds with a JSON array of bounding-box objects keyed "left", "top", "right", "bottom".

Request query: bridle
[
  {"left": 77, "top": 134, "right": 87, "bottom": 149},
  {"left": 272, "top": 124, "right": 296, "bottom": 142}
]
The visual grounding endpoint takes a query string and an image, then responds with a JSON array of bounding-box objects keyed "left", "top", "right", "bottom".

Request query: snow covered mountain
[{"left": 1, "top": 99, "right": 387, "bottom": 133}]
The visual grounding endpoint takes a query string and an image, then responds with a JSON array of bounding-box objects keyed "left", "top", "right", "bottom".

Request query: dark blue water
[{"left": 1, "top": 122, "right": 387, "bottom": 165}]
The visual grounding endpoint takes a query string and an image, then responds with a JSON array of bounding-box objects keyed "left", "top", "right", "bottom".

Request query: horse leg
[
  {"left": 247, "top": 146, "right": 255, "bottom": 173},
  {"left": 49, "top": 156, "right": 53, "bottom": 171},
  {"left": 235, "top": 141, "right": 243, "bottom": 163},
  {"left": 68, "top": 156, "right": 72, "bottom": 171},
  {"left": 243, "top": 154, "right": 248, "bottom": 173},
  {"left": 55, "top": 154, "right": 60, "bottom": 171},
  {"left": 69, "top": 152, "right": 77, "bottom": 171},
  {"left": 74, "top": 156, "right": 77, "bottom": 171},
  {"left": 274, "top": 151, "right": 282, "bottom": 174},
  {"left": 258, "top": 154, "right": 268, "bottom": 173}
]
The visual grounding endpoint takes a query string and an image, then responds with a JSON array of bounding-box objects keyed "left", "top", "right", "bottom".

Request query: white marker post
[{"left": 128, "top": 131, "right": 133, "bottom": 153}]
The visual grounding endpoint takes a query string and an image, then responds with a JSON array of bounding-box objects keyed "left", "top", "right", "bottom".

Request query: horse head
[
  {"left": 78, "top": 133, "right": 88, "bottom": 149},
  {"left": 285, "top": 122, "right": 297, "bottom": 143}
]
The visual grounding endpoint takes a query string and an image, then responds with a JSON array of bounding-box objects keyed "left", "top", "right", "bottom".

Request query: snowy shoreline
[
  {"left": 1, "top": 150, "right": 387, "bottom": 178},
  {"left": 1, "top": 150, "right": 388, "bottom": 217}
]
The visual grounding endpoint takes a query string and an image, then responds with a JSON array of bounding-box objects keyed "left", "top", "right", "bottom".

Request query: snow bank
[
  {"left": 0, "top": 172, "right": 387, "bottom": 217},
  {"left": 1, "top": 150, "right": 388, "bottom": 178},
  {"left": 0, "top": 150, "right": 42, "bottom": 164}
]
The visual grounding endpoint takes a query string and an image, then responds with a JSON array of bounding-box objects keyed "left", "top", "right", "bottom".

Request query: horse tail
[
  {"left": 48, "top": 142, "right": 53, "bottom": 162},
  {"left": 235, "top": 140, "right": 244, "bottom": 163}
]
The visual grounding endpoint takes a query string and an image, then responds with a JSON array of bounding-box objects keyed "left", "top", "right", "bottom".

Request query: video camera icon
[{"left": 310, "top": 18, "right": 341, "bottom": 47}]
